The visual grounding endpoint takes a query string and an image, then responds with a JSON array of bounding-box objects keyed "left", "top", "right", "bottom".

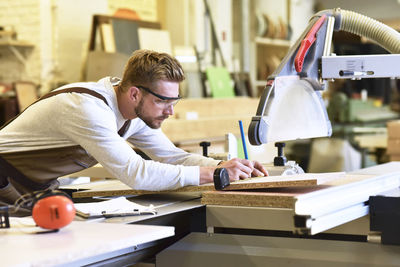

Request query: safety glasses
[{"left": 136, "top": 85, "right": 181, "bottom": 109}]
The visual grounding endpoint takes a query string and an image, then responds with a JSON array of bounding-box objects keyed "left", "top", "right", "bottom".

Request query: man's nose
[{"left": 164, "top": 104, "right": 174, "bottom": 115}]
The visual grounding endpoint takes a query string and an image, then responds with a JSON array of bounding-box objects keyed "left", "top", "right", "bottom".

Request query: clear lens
[{"left": 154, "top": 99, "right": 179, "bottom": 109}]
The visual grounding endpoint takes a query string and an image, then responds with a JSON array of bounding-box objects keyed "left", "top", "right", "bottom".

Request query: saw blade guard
[
  {"left": 249, "top": 8, "right": 400, "bottom": 145},
  {"left": 250, "top": 76, "right": 332, "bottom": 144}
]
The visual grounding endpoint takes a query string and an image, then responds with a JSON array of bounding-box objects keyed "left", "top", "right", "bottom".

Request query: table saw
[
  {"left": 156, "top": 7, "right": 400, "bottom": 266},
  {"left": 156, "top": 162, "right": 400, "bottom": 267}
]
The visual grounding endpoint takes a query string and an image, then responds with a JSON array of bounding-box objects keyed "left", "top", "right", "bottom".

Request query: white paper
[{"left": 74, "top": 197, "right": 156, "bottom": 218}]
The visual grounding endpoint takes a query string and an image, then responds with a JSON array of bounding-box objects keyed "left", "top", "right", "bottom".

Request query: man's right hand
[{"left": 199, "top": 158, "right": 268, "bottom": 185}]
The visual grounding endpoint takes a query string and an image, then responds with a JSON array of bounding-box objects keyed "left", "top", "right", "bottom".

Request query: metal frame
[
  {"left": 321, "top": 54, "right": 400, "bottom": 79},
  {"left": 206, "top": 168, "right": 400, "bottom": 236}
]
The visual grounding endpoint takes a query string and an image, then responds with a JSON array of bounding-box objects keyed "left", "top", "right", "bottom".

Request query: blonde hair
[{"left": 119, "top": 49, "right": 185, "bottom": 92}]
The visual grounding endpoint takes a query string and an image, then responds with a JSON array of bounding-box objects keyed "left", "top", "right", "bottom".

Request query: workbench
[
  {"left": 1, "top": 193, "right": 204, "bottom": 266},
  {"left": 2, "top": 217, "right": 174, "bottom": 266},
  {"left": 156, "top": 162, "right": 400, "bottom": 266},
  {"left": 23, "top": 162, "right": 400, "bottom": 266}
]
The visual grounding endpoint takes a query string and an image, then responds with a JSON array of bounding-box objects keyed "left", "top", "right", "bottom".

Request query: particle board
[
  {"left": 201, "top": 173, "right": 376, "bottom": 208},
  {"left": 201, "top": 186, "right": 326, "bottom": 208},
  {"left": 172, "top": 97, "right": 259, "bottom": 119},
  {"left": 69, "top": 172, "right": 345, "bottom": 198},
  {"left": 161, "top": 116, "right": 252, "bottom": 142}
]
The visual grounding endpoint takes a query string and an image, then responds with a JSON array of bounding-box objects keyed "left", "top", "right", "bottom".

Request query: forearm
[{"left": 199, "top": 166, "right": 216, "bottom": 184}]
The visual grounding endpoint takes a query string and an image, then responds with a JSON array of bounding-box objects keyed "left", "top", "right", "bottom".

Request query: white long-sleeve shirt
[{"left": 0, "top": 77, "right": 220, "bottom": 191}]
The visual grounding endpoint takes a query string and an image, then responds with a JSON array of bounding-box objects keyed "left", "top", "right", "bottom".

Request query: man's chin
[
  {"left": 146, "top": 119, "right": 163, "bottom": 129},
  {"left": 139, "top": 115, "right": 167, "bottom": 129}
]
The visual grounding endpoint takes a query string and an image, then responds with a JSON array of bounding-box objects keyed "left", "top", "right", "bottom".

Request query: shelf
[
  {"left": 0, "top": 40, "right": 34, "bottom": 48},
  {"left": 0, "top": 40, "right": 34, "bottom": 65},
  {"left": 255, "top": 37, "right": 291, "bottom": 47}
]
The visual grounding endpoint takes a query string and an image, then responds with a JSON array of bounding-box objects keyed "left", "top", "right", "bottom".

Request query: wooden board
[
  {"left": 161, "top": 97, "right": 260, "bottom": 142},
  {"left": 201, "top": 173, "right": 375, "bottom": 208},
  {"left": 201, "top": 186, "right": 326, "bottom": 208},
  {"left": 172, "top": 97, "right": 259, "bottom": 119},
  {"left": 138, "top": 28, "right": 172, "bottom": 54},
  {"left": 161, "top": 116, "right": 252, "bottom": 142},
  {"left": 85, "top": 51, "right": 129, "bottom": 82},
  {"left": 14, "top": 81, "right": 38, "bottom": 111},
  {"left": 69, "top": 172, "right": 344, "bottom": 198}
]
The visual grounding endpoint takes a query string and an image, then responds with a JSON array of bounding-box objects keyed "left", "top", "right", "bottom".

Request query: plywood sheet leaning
[{"left": 70, "top": 172, "right": 344, "bottom": 198}]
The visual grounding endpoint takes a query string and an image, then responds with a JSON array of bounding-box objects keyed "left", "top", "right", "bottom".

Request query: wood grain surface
[
  {"left": 201, "top": 173, "right": 375, "bottom": 207},
  {"left": 69, "top": 172, "right": 344, "bottom": 198},
  {"left": 201, "top": 186, "right": 329, "bottom": 208}
]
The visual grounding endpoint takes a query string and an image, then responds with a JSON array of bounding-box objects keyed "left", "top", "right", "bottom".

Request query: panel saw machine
[
  {"left": 157, "top": 9, "right": 400, "bottom": 266},
  {"left": 249, "top": 8, "right": 400, "bottom": 171},
  {"left": 247, "top": 6, "right": 400, "bottom": 239}
]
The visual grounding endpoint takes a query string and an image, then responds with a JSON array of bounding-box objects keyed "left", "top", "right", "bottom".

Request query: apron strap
[
  {"left": 1, "top": 87, "right": 130, "bottom": 136},
  {"left": 0, "top": 86, "right": 131, "bottom": 191}
]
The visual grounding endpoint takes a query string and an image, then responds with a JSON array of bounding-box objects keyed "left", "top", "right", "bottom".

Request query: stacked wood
[{"left": 386, "top": 120, "right": 400, "bottom": 161}]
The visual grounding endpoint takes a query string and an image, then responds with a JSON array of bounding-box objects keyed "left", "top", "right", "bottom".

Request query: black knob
[
  {"left": 274, "top": 142, "right": 287, "bottom": 166},
  {"left": 199, "top": 141, "right": 211, "bottom": 157}
]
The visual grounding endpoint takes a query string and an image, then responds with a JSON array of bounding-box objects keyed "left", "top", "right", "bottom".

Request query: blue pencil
[{"left": 238, "top": 120, "right": 248, "bottom": 160}]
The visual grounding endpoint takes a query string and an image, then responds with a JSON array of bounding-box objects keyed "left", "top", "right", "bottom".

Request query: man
[{"left": 0, "top": 49, "right": 267, "bottom": 205}]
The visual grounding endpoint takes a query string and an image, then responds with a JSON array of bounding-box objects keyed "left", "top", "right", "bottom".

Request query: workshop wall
[
  {"left": 317, "top": 0, "right": 400, "bottom": 20},
  {"left": 0, "top": 0, "right": 316, "bottom": 95},
  {"left": 0, "top": 0, "right": 158, "bottom": 94},
  {"left": 0, "top": 0, "right": 41, "bottom": 83},
  {"left": 56, "top": 0, "right": 107, "bottom": 87}
]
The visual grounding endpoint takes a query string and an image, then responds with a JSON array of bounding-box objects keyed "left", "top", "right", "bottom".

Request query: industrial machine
[
  {"left": 157, "top": 9, "right": 400, "bottom": 266},
  {"left": 249, "top": 8, "right": 400, "bottom": 145}
]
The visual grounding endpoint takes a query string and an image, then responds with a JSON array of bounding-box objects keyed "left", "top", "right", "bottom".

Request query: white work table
[{"left": 2, "top": 217, "right": 174, "bottom": 267}]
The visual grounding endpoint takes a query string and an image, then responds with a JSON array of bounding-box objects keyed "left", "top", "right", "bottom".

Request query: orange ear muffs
[{"left": 31, "top": 190, "right": 76, "bottom": 230}]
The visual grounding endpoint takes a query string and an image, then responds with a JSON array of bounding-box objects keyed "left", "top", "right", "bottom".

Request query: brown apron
[{"left": 0, "top": 87, "right": 130, "bottom": 205}]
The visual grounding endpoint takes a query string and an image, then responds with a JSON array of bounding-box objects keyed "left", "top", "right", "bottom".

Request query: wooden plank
[
  {"left": 161, "top": 97, "right": 260, "bottom": 142},
  {"left": 201, "top": 173, "right": 375, "bottom": 208},
  {"left": 217, "top": 172, "right": 343, "bottom": 190},
  {"left": 89, "top": 15, "right": 160, "bottom": 51},
  {"left": 201, "top": 186, "right": 325, "bottom": 208},
  {"left": 161, "top": 116, "right": 251, "bottom": 142},
  {"left": 70, "top": 172, "right": 344, "bottom": 198},
  {"left": 85, "top": 51, "right": 129, "bottom": 82},
  {"left": 138, "top": 28, "right": 172, "bottom": 54},
  {"left": 99, "top": 23, "right": 116, "bottom": 52},
  {"left": 14, "top": 81, "right": 38, "bottom": 111},
  {"left": 354, "top": 133, "right": 387, "bottom": 149},
  {"left": 172, "top": 97, "right": 259, "bottom": 119}
]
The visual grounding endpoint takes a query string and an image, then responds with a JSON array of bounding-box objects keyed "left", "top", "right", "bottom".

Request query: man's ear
[{"left": 129, "top": 86, "right": 140, "bottom": 101}]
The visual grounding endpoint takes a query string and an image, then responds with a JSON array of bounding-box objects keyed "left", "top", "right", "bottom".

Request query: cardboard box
[
  {"left": 390, "top": 155, "right": 400, "bottom": 161},
  {"left": 387, "top": 138, "right": 400, "bottom": 154},
  {"left": 387, "top": 120, "right": 400, "bottom": 138}
]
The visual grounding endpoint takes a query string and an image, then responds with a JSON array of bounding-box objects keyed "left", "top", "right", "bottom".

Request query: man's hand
[{"left": 199, "top": 158, "right": 268, "bottom": 184}]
